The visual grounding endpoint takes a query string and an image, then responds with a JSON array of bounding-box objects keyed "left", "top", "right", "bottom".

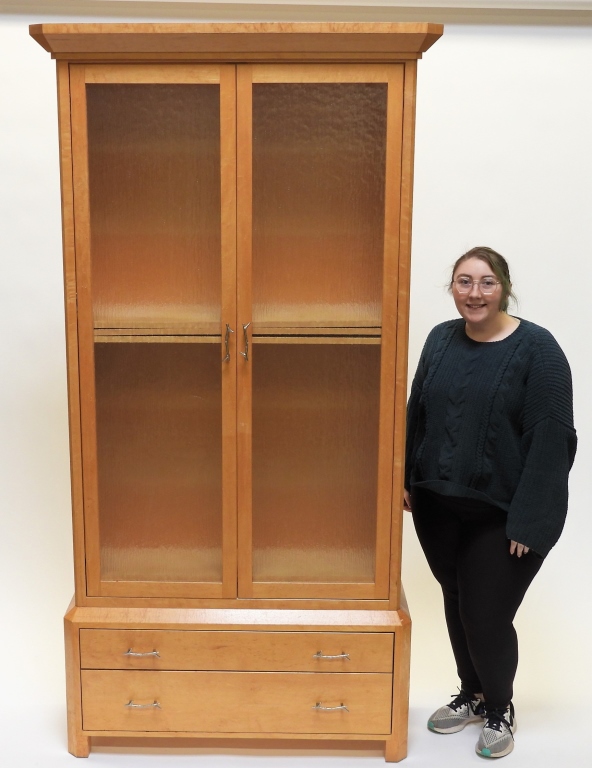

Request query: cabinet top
[{"left": 29, "top": 22, "right": 443, "bottom": 61}]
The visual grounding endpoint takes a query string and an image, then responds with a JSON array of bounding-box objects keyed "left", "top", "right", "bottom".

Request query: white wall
[
  {"left": 1, "top": 9, "right": 590, "bottom": 763},
  {"left": 405, "top": 21, "right": 592, "bottom": 708}
]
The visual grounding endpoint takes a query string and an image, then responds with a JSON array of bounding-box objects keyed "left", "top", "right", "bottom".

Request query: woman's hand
[
  {"left": 403, "top": 489, "right": 412, "bottom": 511},
  {"left": 509, "top": 540, "right": 530, "bottom": 557}
]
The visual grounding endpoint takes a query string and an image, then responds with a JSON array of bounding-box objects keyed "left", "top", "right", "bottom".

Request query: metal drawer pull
[
  {"left": 125, "top": 700, "right": 161, "bottom": 709},
  {"left": 124, "top": 649, "right": 161, "bottom": 658},
  {"left": 313, "top": 702, "right": 349, "bottom": 712},
  {"left": 313, "top": 651, "right": 350, "bottom": 661},
  {"left": 223, "top": 323, "right": 234, "bottom": 362},
  {"left": 240, "top": 322, "right": 251, "bottom": 361}
]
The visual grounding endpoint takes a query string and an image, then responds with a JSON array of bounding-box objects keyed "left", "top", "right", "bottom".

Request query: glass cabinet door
[
  {"left": 70, "top": 64, "right": 237, "bottom": 598},
  {"left": 236, "top": 64, "right": 405, "bottom": 599}
]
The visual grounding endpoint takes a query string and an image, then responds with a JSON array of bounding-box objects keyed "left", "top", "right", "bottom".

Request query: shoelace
[
  {"left": 484, "top": 709, "right": 514, "bottom": 738},
  {"left": 448, "top": 689, "right": 482, "bottom": 714}
]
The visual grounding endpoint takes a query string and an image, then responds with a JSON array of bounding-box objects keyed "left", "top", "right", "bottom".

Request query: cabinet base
[
  {"left": 65, "top": 600, "right": 411, "bottom": 762},
  {"left": 69, "top": 735, "right": 90, "bottom": 759}
]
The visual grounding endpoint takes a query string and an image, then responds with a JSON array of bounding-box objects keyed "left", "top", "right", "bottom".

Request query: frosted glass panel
[
  {"left": 95, "top": 343, "right": 222, "bottom": 582},
  {"left": 252, "top": 83, "right": 387, "bottom": 327},
  {"left": 252, "top": 343, "right": 380, "bottom": 583},
  {"left": 87, "top": 84, "right": 221, "bottom": 329}
]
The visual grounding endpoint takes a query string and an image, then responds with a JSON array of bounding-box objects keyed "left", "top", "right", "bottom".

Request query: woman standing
[{"left": 404, "top": 246, "right": 576, "bottom": 758}]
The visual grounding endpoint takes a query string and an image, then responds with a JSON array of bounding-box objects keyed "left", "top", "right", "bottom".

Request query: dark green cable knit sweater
[{"left": 405, "top": 318, "right": 577, "bottom": 557}]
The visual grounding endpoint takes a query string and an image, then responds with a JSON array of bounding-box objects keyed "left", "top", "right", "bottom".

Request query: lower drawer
[{"left": 81, "top": 669, "right": 393, "bottom": 735}]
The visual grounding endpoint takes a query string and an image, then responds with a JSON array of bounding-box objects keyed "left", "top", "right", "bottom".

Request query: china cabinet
[{"left": 30, "top": 23, "right": 442, "bottom": 761}]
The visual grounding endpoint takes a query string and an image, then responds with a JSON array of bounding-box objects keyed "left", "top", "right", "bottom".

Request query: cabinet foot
[
  {"left": 68, "top": 734, "right": 90, "bottom": 758},
  {"left": 384, "top": 736, "right": 407, "bottom": 762}
]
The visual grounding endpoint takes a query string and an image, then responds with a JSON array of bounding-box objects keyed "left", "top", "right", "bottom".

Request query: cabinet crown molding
[{"left": 30, "top": 22, "right": 443, "bottom": 59}]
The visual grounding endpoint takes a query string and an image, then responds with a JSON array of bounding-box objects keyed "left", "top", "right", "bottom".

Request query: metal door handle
[
  {"left": 125, "top": 700, "right": 161, "bottom": 709},
  {"left": 312, "top": 702, "right": 349, "bottom": 712},
  {"left": 240, "top": 322, "right": 251, "bottom": 361},
  {"left": 313, "top": 651, "right": 350, "bottom": 661},
  {"left": 223, "top": 323, "right": 234, "bottom": 362},
  {"left": 124, "top": 649, "right": 160, "bottom": 658}
]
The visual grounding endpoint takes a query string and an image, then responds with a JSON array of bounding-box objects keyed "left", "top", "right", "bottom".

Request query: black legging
[{"left": 411, "top": 487, "right": 543, "bottom": 710}]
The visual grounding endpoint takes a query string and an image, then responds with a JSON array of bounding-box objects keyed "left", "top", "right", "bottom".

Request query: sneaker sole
[{"left": 428, "top": 715, "right": 483, "bottom": 734}]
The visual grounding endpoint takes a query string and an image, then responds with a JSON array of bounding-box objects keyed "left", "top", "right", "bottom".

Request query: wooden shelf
[
  {"left": 94, "top": 334, "right": 220, "bottom": 344},
  {"left": 94, "top": 323, "right": 220, "bottom": 334},
  {"left": 94, "top": 335, "right": 380, "bottom": 345},
  {"left": 94, "top": 325, "right": 381, "bottom": 343},
  {"left": 253, "top": 323, "right": 381, "bottom": 336},
  {"left": 254, "top": 336, "right": 381, "bottom": 345}
]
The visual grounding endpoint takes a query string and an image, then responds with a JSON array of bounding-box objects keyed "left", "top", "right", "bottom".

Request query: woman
[{"left": 404, "top": 246, "right": 576, "bottom": 758}]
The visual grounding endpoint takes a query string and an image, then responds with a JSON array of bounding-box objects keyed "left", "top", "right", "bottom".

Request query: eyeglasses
[{"left": 454, "top": 277, "right": 500, "bottom": 295}]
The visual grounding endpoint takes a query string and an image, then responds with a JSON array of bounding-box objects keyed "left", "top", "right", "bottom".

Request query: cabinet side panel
[
  {"left": 70, "top": 64, "right": 103, "bottom": 596},
  {"left": 374, "top": 65, "right": 405, "bottom": 599},
  {"left": 57, "top": 61, "right": 87, "bottom": 602},
  {"left": 390, "top": 61, "right": 417, "bottom": 610}
]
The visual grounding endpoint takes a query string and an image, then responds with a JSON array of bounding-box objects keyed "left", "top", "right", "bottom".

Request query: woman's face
[{"left": 452, "top": 257, "right": 504, "bottom": 326}]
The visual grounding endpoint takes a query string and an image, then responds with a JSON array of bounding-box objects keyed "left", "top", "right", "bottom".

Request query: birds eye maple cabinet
[{"left": 30, "top": 22, "right": 442, "bottom": 762}]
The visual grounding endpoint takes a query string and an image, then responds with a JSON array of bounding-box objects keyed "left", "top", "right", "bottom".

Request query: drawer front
[
  {"left": 81, "top": 669, "right": 393, "bottom": 734},
  {"left": 80, "top": 629, "right": 393, "bottom": 672}
]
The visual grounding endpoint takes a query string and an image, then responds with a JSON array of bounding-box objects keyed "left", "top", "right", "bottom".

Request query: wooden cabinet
[{"left": 31, "top": 22, "right": 442, "bottom": 762}]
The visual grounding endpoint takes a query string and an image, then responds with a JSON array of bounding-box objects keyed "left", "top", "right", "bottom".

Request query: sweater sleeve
[
  {"left": 405, "top": 377, "right": 423, "bottom": 491},
  {"left": 506, "top": 330, "right": 577, "bottom": 557},
  {"left": 404, "top": 324, "right": 446, "bottom": 490}
]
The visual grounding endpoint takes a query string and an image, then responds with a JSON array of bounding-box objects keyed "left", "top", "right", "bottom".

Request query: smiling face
[{"left": 452, "top": 256, "right": 504, "bottom": 328}]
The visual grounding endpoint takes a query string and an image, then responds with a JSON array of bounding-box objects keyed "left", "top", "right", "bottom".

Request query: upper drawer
[{"left": 80, "top": 629, "right": 393, "bottom": 672}]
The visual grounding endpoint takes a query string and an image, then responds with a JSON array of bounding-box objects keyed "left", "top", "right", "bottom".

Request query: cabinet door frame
[
  {"left": 69, "top": 63, "right": 238, "bottom": 599},
  {"left": 236, "top": 63, "right": 405, "bottom": 600}
]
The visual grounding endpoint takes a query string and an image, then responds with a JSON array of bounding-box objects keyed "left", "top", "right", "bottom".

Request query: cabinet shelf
[
  {"left": 254, "top": 336, "right": 380, "bottom": 345},
  {"left": 94, "top": 327, "right": 381, "bottom": 344},
  {"left": 94, "top": 335, "right": 380, "bottom": 345},
  {"left": 94, "top": 334, "right": 220, "bottom": 344},
  {"left": 94, "top": 323, "right": 220, "bottom": 336},
  {"left": 253, "top": 323, "right": 381, "bottom": 335}
]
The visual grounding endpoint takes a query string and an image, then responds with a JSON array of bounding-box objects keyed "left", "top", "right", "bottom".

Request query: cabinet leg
[
  {"left": 68, "top": 732, "right": 90, "bottom": 758},
  {"left": 386, "top": 609, "right": 411, "bottom": 762},
  {"left": 384, "top": 735, "right": 407, "bottom": 762},
  {"left": 64, "top": 604, "right": 89, "bottom": 757}
]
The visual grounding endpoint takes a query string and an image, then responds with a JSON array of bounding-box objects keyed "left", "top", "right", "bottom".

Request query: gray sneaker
[
  {"left": 476, "top": 703, "right": 516, "bottom": 758},
  {"left": 428, "top": 690, "right": 485, "bottom": 733}
]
